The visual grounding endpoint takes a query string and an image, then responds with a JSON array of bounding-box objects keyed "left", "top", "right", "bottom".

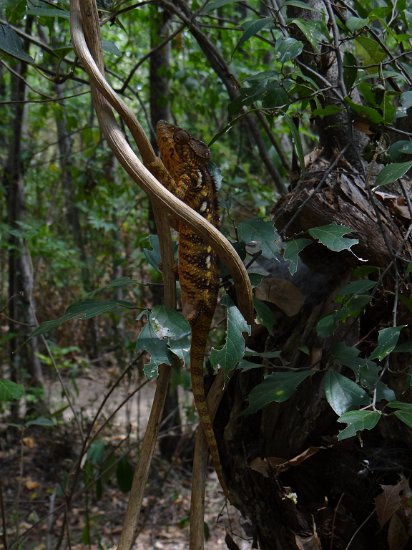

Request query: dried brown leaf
[
  {"left": 375, "top": 476, "right": 409, "bottom": 528},
  {"left": 255, "top": 277, "right": 304, "bottom": 317},
  {"left": 387, "top": 512, "right": 408, "bottom": 550}
]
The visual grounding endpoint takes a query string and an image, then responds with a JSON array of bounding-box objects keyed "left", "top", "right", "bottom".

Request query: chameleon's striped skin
[{"left": 156, "top": 120, "right": 229, "bottom": 498}]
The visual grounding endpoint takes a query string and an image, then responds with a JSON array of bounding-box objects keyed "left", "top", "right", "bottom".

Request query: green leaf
[
  {"left": 0, "top": 379, "right": 24, "bottom": 402},
  {"left": 0, "top": 23, "right": 34, "bottom": 63},
  {"left": 291, "top": 18, "right": 329, "bottom": 53},
  {"left": 143, "top": 234, "right": 162, "bottom": 271},
  {"left": 393, "top": 409, "right": 412, "bottom": 428},
  {"left": 316, "top": 313, "right": 337, "bottom": 338},
  {"left": 338, "top": 280, "right": 376, "bottom": 295},
  {"left": 116, "top": 455, "right": 134, "bottom": 493},
  {"left": 345, "top": 97, "right": 383, "bottom": 124},
  {"left": 102, "top": 39, "right": 121, "bottom": 56},
  {"left": 387, "top": 402, "right": 412, "bottom": 428},
  {"left": 337, "top": 409, "right": 380, "bottom": 440},
  {"left": 284, "top": 115, "right": 305, "bottom": 174},
  {"left": 27, "top": 6, "right": 69, "bottom": 18},
  {"left": 324, "top": 371, "right": 370, "bottom": 416},
  {"left": 346, "top": 16, "right": 369, "bottom": 32},
  {"left": 242, "top": 370, "right": 312, "bottom": 415},
  {"left": 235, "top": 17, "right": 275, "bottom": 53},
  {"left": 386, "top": 400, "right": 412, "bottom": 411},
  {"left": 343, "top": 51, "right": 358, "bottom": 91},
  {"left": 202, "top": 0, "right": 242, "bottom": 13},
  {"left": 26, "top": 417, "right": 56, "bottom": 427},
  {"left": 237, "top": 218, "right": 280, "bottom": 258},
  {"left": 312, "top": 105, "right": 342, "bottom": 118},
  {"left": 253, "top": 297, "right": 276, "bottom": 335},
  {"left": 136, "top": 306, "right": 190, "bottom": 379},
  {"left": 237, "top": 359, "right": 264, "bottom": 371},
  {"left": 87, "top": 440, "right": 106, "bottom": 465},
  {"left": 308, "top": 223, "right": 358, "bottom": 253},
  {"left": 32, "top": 298, "right": 135, "bottom": 337},
  {"left": 136, "top": 322, "right": 171, "bottom": 379},
  {"left": 275, "top": 37, "right": 303, "bottom": 63},
  {"left": 369, "top": 326, "right": 405, "bottom": 361},
  {"left": 395, "top": 341, "right": 412, "bottom": 353},
  {"left": 354, "top": 36, "right": 387, "bottom": 67},
  {"left": 388, "top": 140, "right": 412, "bottom": 161},
  {"left": 283, "top": 0, "right": 317, "bottom": 10},
  {"left": 375, "top": 161, "right": 412, "bottom": 186},
  {"left": 396, "top": 91, "right": 412, "bottom": 118},
  {"left": 283, "top": 238, "right": 311, "bottom": 275},
  {"left": 150, "top": 306, "right": 191, "bottom": 365},
  {"left": 210, "top": 297, "right": 250, "bottom": 374},
  {"left": 331, "top": 343, "right": 362, "bottom": 369}
]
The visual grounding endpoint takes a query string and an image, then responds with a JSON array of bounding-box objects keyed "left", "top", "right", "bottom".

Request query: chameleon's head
[{"left": 156, "top": 120, "right": 210, "bottom": 177}]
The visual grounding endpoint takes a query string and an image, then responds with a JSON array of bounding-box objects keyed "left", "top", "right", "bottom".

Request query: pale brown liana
[{"left": 70, "top": 2, "right": 253, "bottom": 549}]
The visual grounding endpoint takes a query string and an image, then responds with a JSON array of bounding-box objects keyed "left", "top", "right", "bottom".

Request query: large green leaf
[
  {"left": 210, "top": 297, "right": 250, "bottom": 374},
  {"left": 308, "top": 223, "right": 358, "bottom": 253},
  {"left": 324, "top": 370, "right": 370, "bottom": 416},
  {"left": 242, "top": 370, "right": 312, "bottom": 415},
  {"left": 337, "top": 409, "right": 380, "bottom": 440}
]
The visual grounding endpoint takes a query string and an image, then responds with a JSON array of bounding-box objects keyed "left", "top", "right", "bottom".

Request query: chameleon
[{"left": 156, "top": 120, "right": 230, "bottom": 499}]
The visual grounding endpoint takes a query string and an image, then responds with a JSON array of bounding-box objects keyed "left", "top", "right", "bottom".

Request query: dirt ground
[{"left": 0, "top": 364, "right": 251, "bottom": 549}]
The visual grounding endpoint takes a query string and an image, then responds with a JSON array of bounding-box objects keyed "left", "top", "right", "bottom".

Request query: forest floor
[{"left": 0, "top": 362, "right": 251, "bottom": 549}]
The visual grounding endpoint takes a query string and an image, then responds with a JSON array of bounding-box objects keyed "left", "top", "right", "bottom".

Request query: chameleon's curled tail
[{"left": 190, "top": 318, "right": 231, "bottom": 500}]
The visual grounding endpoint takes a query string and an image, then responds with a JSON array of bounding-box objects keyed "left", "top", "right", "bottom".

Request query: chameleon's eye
[{"left": 174, "top": 129, "right": 190, "bottom": 144}]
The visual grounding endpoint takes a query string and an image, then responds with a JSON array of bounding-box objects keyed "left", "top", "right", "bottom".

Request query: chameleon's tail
[{"left": 190, "top": 319, "right": 231, "bottom": 500}]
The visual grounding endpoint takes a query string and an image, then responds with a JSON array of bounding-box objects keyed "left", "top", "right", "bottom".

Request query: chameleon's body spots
[{"left": 156, "top": 120, "right": 229, "bottom": 498}]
